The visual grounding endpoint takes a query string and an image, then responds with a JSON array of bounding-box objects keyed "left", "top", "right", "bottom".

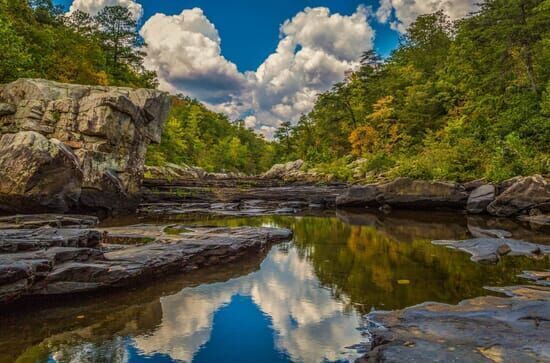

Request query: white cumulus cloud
[
  {"left": 140, "top": 8, "right": 248, "bottom": 105},
  {"left": 140, "top": 6, "right": 375, "bottom": 138},
  {"left": 69, "top": 0, "right": 143, "bottom": 20},
  {"left": 376, "top": 0, "right": 478, "bottom": 33}
]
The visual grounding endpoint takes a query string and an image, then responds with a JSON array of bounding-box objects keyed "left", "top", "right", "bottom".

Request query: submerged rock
[
  {"left": 518, "top": 270, "right": 550, "bottom": 286},
  {"left": 0, "top": 79, "right": 170, "bottom": 213},
  {"left": 0, "top": 225, "right": 292, "bottom": 304},
  {"left": 432, "top": 237, "right": 550, "bottom": 263},
  {"left": 359, "top": 285, "right": 550, "bottom": 363}
]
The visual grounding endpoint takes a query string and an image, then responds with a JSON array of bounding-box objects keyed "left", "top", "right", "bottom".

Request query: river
[{"left": 1, "top": 210, "right": 548, "bottom": 362}]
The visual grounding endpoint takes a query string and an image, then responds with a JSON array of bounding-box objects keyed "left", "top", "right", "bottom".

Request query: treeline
[
  {"left": 273, "top": 0, "right": 550, "bottom": 182},
  {"left": 146, "top": 97, "right": 275, "bottom": 174},
  {"left": 0, "top": 0, "right": 155, "bottom": 88}
]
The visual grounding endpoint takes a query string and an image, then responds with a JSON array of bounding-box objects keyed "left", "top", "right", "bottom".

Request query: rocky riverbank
[
  {"left": 359, "top": 285, "right": 550, "bottom": 362},
  {"left": 0, "top": 215, "right": 292, "bottom": 305},
  {"left": 139, "top": 165, "right": 550, "bottom": 227}
]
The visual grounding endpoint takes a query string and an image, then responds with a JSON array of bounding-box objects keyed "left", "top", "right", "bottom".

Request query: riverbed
[{"left": 1, "top": 210, "right": 548, "bottom": 362}]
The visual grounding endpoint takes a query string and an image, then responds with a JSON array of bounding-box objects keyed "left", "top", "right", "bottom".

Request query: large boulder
[
  {"left": 487, "top": 175, "right": 550, "bottom": 216},
  {"left": 335, "top": 185, "right": 381, "bottom": 208},
  {"left": 377, "top": 178, "right": 469, "bottom": 209},
  {"left": 0, "top": 79, "right": 170, "bottom": 213},
  {"left": 261, "top": 159, "right": 305, "bottom": 179},
  {"left": 0, "top": 132, "right": 82, "bottom": 212},
  {"left": 466, "top": 184, "right": 495, "bottom": 214}
]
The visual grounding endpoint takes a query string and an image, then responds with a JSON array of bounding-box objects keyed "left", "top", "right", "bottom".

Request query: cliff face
[{"left": 0, "top": 79, "right": 170, "bottom": 213}]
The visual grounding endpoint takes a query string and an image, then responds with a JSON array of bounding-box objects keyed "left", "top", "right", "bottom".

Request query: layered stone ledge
[{"left": 0, "top": 224, "right": 292, "bottom": 305}]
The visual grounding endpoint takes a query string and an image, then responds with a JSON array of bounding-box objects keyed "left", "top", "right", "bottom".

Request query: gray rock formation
[
  {"left": 432, "top": 237, "right": 550, "bottom": 263},
  {"left": 0, "top": 79, "right": 170, "bottom": 213},
  {"left": 466, "top": 184, "right": 495, "bottom": 213},
  {"left": 359, "top": 285, "right": 550, "bottom": 363},
  {"left": 336, "top": 178, "right": 468, "bottom": 209},
  {"left": 335, "top": 185, "right": 381, "bottom": 208},
  {"left": 0, "top": 224, "right": 292, "bottom": 304},
  {"left": 488, "top": 175, "right": 550, "bottom": 216}
]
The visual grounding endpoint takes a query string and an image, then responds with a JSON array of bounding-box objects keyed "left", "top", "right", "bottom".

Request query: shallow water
[{"left": 1, "top": 210, "right": 548, "bottom": 363}]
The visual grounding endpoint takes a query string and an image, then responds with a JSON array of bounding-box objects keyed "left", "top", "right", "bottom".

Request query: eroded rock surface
[
  {"left": 432, "top": 237, "right": 550, "bottom": 263},
  {"left": 360, "top": 285, "right": 550, "bottom": 363},
  {"left": 0, "top": 214, "right": 98, "bottom": 229},
  {"left": 0, "top": 224, "right": 292, "bottom": 304},
  {"left": 0, "top": 79, "right": 169, "bottom": 213},
  {"left": 466, "top": 184, "right": 495, "bottom": 214},
  {"left": 336, "top": 178, "right": 468, "bottom": 209},
  {"left": 488, "top": 175, "right": 550, "bottom": 216}
]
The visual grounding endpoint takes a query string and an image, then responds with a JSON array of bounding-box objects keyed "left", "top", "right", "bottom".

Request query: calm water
[{"left": 1, "top": 210, "right": 548, "bottom": 363}]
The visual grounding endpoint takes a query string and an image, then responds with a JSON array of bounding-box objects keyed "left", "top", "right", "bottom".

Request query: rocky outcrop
[
  {"left": 466, "top": 184, "right": 495, "bottom": 214},
  {"left": 0, "top": 79, "right": 170, "bottom": 213},
  {"left": 488, "top": 175, "right": 550, "bottom": 216},
  {"left": 360, "top": 285, "right": 550, "bottom": 363},
  {"left": 378, "top": 178, "right": 469, "bottom": 209},
  {"left": 335, "top": 185, "right": 381, "bottom": 208},
  {"left": 261, "top": 159, "right": 305, "bottom": 179},
  {"left": 0, "top": 224, "right": 292, "bottom": 304},
  {"left": 336, "top": 178, "right": 468, "bottom": 209},
  {"left": 432, "top": 237, "right": 550, "bottom": 263}
]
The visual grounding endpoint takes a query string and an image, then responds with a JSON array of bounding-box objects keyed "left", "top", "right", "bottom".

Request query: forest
[
  {"left": 272, "top": 0, "right": 550, "bottom": 182},
  {"left": 1, "top": 0, "right": 549, "bottom": 180}
]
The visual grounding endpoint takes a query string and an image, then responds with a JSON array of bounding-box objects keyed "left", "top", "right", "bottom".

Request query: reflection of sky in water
[{"left": 131, "top": 244, "right": 364, "bottom": 362}]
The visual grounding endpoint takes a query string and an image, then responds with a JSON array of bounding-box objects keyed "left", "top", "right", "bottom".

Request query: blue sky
[
  {"left": 59, "top": 0, "right": 476, "bottom": 136},
  {"left": 57, "top": 0, "right": 400, "bottom": 71}
]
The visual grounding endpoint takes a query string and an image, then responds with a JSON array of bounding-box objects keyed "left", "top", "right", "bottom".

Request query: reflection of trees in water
[{"left": 287, "top": 213, "right": 549, "bottom": 313}]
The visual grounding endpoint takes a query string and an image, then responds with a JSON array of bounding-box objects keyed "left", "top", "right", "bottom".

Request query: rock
[
  {"left": 261, "top": 160, "right": 304, "bottom": 179},
  {"left": 360, "top": 285, "right": 550, "bottom": 363},
  {"left": 0, "top": 79, "right": 170, "bottom": 213},
  {"left": 0, "top": 228, "right": 101, "bottom": 252},
  {"left": 432, "top": 237, "right": 550, "bottom": 263},
  {"left": 488, "top": 175, "right": 550, "bottom": 216},
  {"left": 0, "top": 214, "right": 98, "bottom": 229},
  {"left": 518, "top": 270, "right": 550, "bottom": 286},
  {"left": 377, "top": 178, "right": 469, "bottom": 209},
  {"left": 0, "top": 102, "right": 16, "bottom": 116},
  {"left": 466, "top": 184, "right": 495, "bottom": 214},
  {"left": 336, "top": 185, "right": 381, "bottom": 208},
  {"left": 0, "top": 132, "right": 83, "bottom": 212},
  {"left": 144, "top": 163, "right": 207, "bottom": 180},
  {"left": 0, "top": 225, "right": 292, "bottom": 304},
  {"left": 467, "top": 225, "right": 512, "bottom": 239},
  {"left": 462, "top": 178, "right": 486, "bottom": 191},
  {"left": 496, "top": 243, "right": 511, "bottom": 256}
]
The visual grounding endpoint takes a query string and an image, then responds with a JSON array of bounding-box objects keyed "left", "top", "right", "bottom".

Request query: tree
[{"left": 94, "top": 6, "right": 143, "bottom": 75}]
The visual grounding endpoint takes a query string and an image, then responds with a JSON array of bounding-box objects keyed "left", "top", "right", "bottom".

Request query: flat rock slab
[
  {"left": 138, "top": 199, "right": 316, "bottom": 217},
  {"left": 518, "top": 270, "right": 550, "bottom": 286},
  {"left": 360, "top": 285, "right": 550, "bottom": 363},
  {"left": 0, "top": 228, "right": 101, "bottom": 253},
  {"left": 432, "top": 237, "right": 550, "bottom": 263},
  {"left": 0, "top": 225, "right": 292, "bottom": 305},
  {"left": 0, "top": 214, "right": 98, "bottom": 229}
]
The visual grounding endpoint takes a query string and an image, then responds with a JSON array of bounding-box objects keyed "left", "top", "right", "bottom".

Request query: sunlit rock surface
[
  {"left": 361, "top": 285, "right": 550, "bottom": 363},
  {"left": 0, "top": 78, "right": 170, "bottom": 213}
]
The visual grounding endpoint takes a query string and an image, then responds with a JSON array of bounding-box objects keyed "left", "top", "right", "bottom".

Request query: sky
[{"left": 56, "top": 0, "right": 478, "bottom": 137}]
